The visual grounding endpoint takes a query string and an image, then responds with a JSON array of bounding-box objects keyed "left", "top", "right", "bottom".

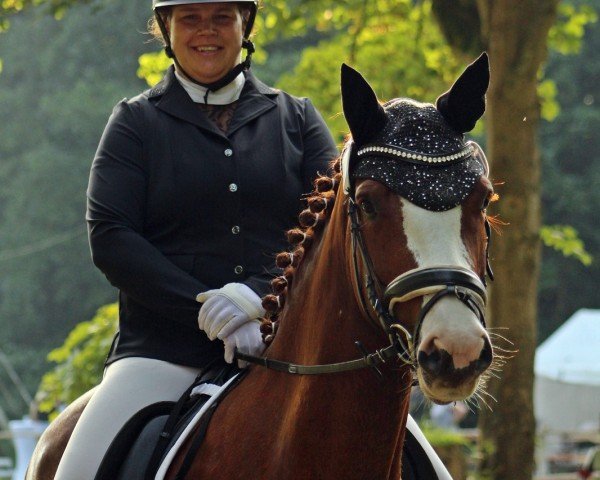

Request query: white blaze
[
  {"left": 400, "top": 199, "right": 471, "bottom": 269},
  {"left": 401, "top": 198, "right": 486, "bottom": 374}
]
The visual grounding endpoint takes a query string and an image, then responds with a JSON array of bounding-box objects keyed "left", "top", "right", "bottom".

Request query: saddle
[
  {"left": 94, "top": 364, "right": 244, "bottom": 480},
  {"left": 94, "top": 364, "right": 449, "bottom": 480}
]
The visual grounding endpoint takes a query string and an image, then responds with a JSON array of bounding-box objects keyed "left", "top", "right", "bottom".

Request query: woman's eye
[
  {"left": 181, "top": 15, "right": 198, "bottom": 24},
  {"left": 214, "top": 14, "right": 234, "bottom": 25}
]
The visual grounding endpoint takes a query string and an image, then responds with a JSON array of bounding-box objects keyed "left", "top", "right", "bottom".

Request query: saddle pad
[
  {"left": 154, "top": 373, "right": 240, "bottom": 480},
  {"left": 403, "top": 415, "right": 452, "bottom": 480}
]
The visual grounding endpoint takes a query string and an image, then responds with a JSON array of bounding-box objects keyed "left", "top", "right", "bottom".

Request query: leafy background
[{"left": 0, "top": 0, "right": 597, "bottom": 460}]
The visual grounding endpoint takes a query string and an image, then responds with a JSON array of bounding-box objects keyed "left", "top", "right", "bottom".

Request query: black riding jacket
[{"left": 87, "top": 67, "right": 338, "bottom": 367}]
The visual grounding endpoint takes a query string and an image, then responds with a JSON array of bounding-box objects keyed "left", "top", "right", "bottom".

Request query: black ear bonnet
[{"left": 341, "top": 53, "right": 490, "bottom": 212}]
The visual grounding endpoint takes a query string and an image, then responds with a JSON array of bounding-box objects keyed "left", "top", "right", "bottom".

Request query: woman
[{"left": 54, "top": 1, "right": 338, "bottom": 478}]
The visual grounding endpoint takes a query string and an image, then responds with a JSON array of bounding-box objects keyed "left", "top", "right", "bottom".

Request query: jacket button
[
  {"left": 224, "top": 148, "right": 233, "bottom": 157},
  {"left": 234, "top": 265, "right": 244, "bottom": 275},
  {"left": 231, "top": 226, "right": 240, "bottom": 234},
  {"left": 229, "top": 183, "right": 238, "bottom": 192}
]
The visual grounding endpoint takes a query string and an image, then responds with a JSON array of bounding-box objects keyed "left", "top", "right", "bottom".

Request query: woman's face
[{"left": 168, "top": 3, "right": 245, "bottom": 84}]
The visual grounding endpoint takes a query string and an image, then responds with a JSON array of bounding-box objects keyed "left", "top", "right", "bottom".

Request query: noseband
[{"left": 385, "top": 266, "right": 487, "bottom": 343}]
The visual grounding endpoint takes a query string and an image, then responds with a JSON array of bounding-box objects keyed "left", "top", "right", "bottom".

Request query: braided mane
[{"left": 259, "top": 155, "right": 343, "bottom": 344}]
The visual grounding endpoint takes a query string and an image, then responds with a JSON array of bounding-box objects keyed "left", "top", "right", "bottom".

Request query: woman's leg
[{"left": 54, "top": 357, "right": 201, "bottom": 480}]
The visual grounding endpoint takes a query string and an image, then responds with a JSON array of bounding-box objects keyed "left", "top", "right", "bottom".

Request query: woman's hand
[
  {"left": 196, "top": 282, "right": 265, "bottom": 339},
  {"left": 222, "top": 320, "right": 265, "bottom": 367},
  {"left": 196, "top": 283, "right": 266, "bottom": 367}
]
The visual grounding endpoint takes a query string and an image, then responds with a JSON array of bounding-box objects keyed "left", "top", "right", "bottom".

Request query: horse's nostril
[
  {"left": 474, "top": 338, "right": 493, "bottom": 374},
  {"left": 418, "top": 349, "right": 446, "bottom": 376}
]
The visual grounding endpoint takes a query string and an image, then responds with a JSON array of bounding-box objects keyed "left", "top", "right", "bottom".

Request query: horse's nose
[{"left": 418, "top": 336, "right": 492, "bottom": 377}]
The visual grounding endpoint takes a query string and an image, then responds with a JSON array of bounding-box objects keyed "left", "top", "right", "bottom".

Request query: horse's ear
[
  {"left": 436, "top": 52, "right": 489, "bottom": 133},
  {"left": 341, "top": 63, "right": 387, "bottom": 146}
]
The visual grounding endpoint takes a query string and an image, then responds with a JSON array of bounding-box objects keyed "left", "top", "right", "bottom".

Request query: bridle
[
  {"left": 344, "top": 198, "right": 489, "bottom": 377},
  {"left": 236, "top": 145, "right": 492, "bottom": 377}
]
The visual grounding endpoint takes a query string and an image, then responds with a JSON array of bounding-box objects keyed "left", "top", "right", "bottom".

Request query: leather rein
[{"left": 235, "top": 197, "right": 492, "bottom": 378}]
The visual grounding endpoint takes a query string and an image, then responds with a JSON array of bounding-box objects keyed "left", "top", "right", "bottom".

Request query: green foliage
[
  {"left": 538, "top": 78, "right": 560, "bottom": 121},
  {"left": 540, "top": 225, "right": 593, "bottom": 266},
  {"left": 0, "top": 0, "right": 152, "bottom": 417},
  {"left": 138, "top": 50, "right": 172, "bottom": 86},
  {"left": 419, "top": 422, "right": 470, "bottom": 447},
  {"left": 548, "top": 2, "right": 598, "bottom": 54},
  {"left": 275, "top": 0, "right": 464, "bottom": 140},
  {"left": 37, "top": 303, "right": 117, "bottom": 420},
  {"left": 0, "top": 0, "right": 93, "bottom": 22},
  {"left": 538, "top": 3, "right": 600, "bottom": 342}
]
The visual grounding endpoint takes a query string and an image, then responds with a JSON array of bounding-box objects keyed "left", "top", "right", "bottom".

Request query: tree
[
  {"left": 429, "top": 1, "right": 594, "bottom": 478},
  {"left": 475, "top": 4, "right": 557, "bottom": 477}
]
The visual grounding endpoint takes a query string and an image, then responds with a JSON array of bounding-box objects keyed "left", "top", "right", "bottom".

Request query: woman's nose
[{"left": 196, "top": 19, "right": 217, "bottom": 34}]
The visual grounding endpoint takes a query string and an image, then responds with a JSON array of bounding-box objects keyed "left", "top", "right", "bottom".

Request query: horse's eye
[
  {"left": 359, "top": 199, "right": 377, "bottom": 217},
  {"left": 481, "top": 193, "right": 492, "bottom": 211}
]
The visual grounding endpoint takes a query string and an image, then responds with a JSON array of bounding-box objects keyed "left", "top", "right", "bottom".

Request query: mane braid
[{"left": 260, "top": 157, "right": 342, "bottom": 344}]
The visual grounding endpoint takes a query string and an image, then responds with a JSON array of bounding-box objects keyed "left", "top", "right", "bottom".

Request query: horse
[{"left": 27, "top": 53, "right": 496, "bottom": 479}]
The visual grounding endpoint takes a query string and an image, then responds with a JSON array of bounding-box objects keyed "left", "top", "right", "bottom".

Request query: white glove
[
  {"left": 196, "top": 283, "right": 265, "bottom": 341},
  {"left": 222, "top": 320, "right": 266, "bottom": 367}
]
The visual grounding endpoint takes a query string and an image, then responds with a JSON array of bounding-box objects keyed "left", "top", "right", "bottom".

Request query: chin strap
[{"left": 196, "top": 43, "right": 253, "bottom": 103}]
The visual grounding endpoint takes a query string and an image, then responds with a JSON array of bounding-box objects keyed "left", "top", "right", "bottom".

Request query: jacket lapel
[
  {"left": 148, "top": 67, "right": 224, "bottom": 138},
  {"left": 227, "top": 72, "right": 278, "bottom": 136}
]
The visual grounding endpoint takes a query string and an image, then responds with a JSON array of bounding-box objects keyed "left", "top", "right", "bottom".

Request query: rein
[{"left": 235, "top": 343, "right": 400, "bottom": 375}]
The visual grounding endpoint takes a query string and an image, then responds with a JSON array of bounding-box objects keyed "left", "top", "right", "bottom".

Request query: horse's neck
[
  {"left": 261, "top": 200, "right": 411, "bottom": 475},
  {"left": 268, "top": 201, "right": 373, "bottom": 364}
]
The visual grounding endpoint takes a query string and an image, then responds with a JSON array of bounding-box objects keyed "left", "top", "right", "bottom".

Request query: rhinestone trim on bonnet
[{"left": 357, "top": 144, "right": 473, "bottom": 165}]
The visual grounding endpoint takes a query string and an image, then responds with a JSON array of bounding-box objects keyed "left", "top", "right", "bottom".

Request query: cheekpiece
[{"left": 351, "top": 99, "right": 485, "bottom": 212}]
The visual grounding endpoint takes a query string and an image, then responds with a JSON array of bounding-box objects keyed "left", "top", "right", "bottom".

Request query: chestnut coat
[{"left": 87, "top": 67, "right": 338, "bottom": 367}]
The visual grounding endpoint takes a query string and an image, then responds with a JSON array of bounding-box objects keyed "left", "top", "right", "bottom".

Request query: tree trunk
[
  {"left": 430, "top": 0, "right": 560, "bottom": 477},
  {"left": 476, "top": 2, "right": 559, "bottom": 479}
]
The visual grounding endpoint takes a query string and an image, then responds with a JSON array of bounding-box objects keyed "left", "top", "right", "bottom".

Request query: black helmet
[{"left": 152, "top": 0, "right": 258, "bottom": 97}]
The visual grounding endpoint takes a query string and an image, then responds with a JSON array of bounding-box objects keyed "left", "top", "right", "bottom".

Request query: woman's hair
[
  {"left": 148, "top": 3, "right": 254, "bottom": 45},
  {"left": 148, "top": 8, "right": 171, "bottom": 45}
]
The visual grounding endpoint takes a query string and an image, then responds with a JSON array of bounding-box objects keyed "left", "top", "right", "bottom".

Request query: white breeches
[{"left": 54, "top": 357, "right": 202, "bottom": 480}]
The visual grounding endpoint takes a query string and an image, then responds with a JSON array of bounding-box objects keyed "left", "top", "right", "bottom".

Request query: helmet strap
[{"left": 154, "top": 12, "right": 174, "bottom": 58}]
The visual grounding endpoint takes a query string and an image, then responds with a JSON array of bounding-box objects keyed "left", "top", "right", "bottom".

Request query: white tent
[{"left": 534, "top": 308, "right": 600, "bottom": 432}]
